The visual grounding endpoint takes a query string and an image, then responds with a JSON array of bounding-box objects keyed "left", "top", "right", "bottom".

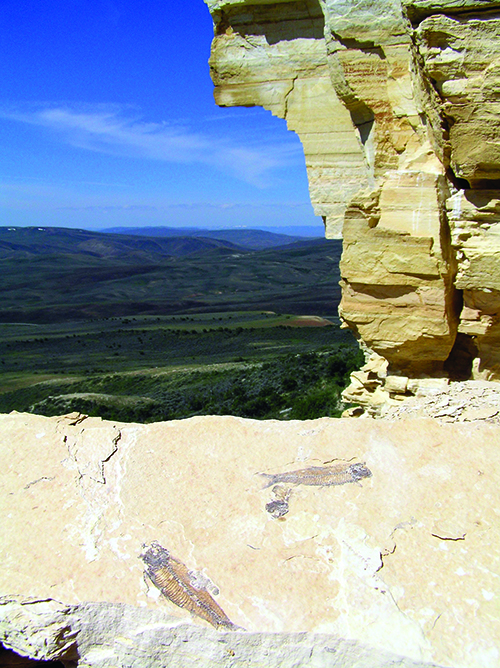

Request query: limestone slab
[{"left": 1, "top": 412, "right": 499, "bottom": 667}]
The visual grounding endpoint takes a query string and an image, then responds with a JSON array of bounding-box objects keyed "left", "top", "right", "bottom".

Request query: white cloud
[
  {"left": 0, "top": 104, "right": 302, "bottom": 188},
  {"left": 56, "top": 201, "right": 313, "bottom": 213}
]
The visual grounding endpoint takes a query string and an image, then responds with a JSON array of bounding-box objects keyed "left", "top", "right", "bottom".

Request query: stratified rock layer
[
  {"left": 1, "top": 412, "right": 499, "bottom": 667},
  {"left": 204, "top": 0, "right": 500, "bottom": 381}
]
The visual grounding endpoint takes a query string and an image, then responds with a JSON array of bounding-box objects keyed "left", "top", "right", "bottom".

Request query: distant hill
[
  {"left": 101, "top": 226, "right": 319, "bottom": 250},
  {"left": 0, "top": 226, "right": 244, "bottom": 261},
  {"left": 0, "top": 226, "right": 342, "bottom": 323}
]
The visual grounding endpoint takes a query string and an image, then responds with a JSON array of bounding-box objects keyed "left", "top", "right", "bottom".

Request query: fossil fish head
[
  {"left": 349, "top": 462, "right": 372, "bottom": 481},
  {"left": 140, "top": 541, "right": 170, "bottom": 570}
]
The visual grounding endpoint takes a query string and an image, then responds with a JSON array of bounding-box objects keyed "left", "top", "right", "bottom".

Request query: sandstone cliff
[
  {"left": 1, "top": 412, "right": 499, "bottom": 667},
  {"left": 204, "top": 0, "right": 500, "bottom": 399}
]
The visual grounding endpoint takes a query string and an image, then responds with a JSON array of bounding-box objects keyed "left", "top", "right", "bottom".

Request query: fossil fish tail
[
  {"left": 141, "top": 541, "right": 239, "bottom": 631},
  {"left": 259, "top": 472, "right": 282, "bottom": 489}
]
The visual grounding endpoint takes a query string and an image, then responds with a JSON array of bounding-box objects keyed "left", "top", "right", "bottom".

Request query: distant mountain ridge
[
  {"left": 101, "top": 226, "right": 320, "bottom": 250},
  {"left": 0, "top": 226, "right": 245, "bottom": 261},
  {"left": 0, "top": 226, "right": 322, "bottom": 259}
]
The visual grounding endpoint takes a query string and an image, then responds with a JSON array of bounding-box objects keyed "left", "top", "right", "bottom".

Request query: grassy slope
[{"left": 0, "top": 321, "right": 361, "bottom": 421}]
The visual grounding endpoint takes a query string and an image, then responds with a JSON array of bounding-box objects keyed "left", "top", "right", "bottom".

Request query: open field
[{"left": 0, "top": 227, "right": 360, "bottom": 421}]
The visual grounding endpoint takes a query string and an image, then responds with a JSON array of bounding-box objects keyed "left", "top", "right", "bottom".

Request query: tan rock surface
[
  {"left": 1, "top": 412, "right": 499, "bottom": 667},
  {"left": 416, "top": 11, "right": 500, "bottom": 184},
  {"left": 204, "top": 0, "right": 500, "bottom": 391},
  {"left": 381, "top": 378, "right": 500, "bottom": 421}
]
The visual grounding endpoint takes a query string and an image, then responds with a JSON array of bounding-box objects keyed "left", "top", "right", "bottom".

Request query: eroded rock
[{"left": 203, "top": 0, "right": 500, "bottom": 392}]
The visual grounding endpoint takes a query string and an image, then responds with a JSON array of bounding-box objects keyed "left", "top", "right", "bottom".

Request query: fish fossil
[
  {"left": 140, "top": 541, "right": 240, "bottom": 631},
  {"left": 259, "top": 461, "right": 372, "bottom": 488}
]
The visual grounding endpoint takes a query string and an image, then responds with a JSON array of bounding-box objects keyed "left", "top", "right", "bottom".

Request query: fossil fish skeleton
[
  {"left": 140, "top": 541, "right": 240, "bottom": 631},
  {"left": 259, "top": 461, "right": 372, "bottom": 488}
]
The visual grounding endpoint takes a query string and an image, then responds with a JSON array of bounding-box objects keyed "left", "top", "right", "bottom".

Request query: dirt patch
[{"left": 286, "top": 316, "right": 332, "bottom": 327}]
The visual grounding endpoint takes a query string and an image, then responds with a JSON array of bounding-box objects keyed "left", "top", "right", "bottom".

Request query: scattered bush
[{"left": 0, "top": 346, "right": 363, "bottom": 422}]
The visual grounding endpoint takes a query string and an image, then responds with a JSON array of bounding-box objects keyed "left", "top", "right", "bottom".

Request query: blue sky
[{"left": 0, "top": 0, "right": 321, "bottom": 232}]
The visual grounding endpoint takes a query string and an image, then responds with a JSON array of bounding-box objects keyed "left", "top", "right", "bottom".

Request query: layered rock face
[
  {"left": 1, "top": 412, "right": 499, "bottom": 667},
  {"left": 204, "top": 0, "right": 500, "bottom": 386}
]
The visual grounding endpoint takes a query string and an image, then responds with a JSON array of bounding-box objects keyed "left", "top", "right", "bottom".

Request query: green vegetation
[
  {"left": 0, "top": 345, "right": 362, "bottom": 423},
  {"left": 0, "top": 227, "right": 362, "bottom": 422},
  {"left": 0, "top": 313, "right": 362, "bottom": 421}
]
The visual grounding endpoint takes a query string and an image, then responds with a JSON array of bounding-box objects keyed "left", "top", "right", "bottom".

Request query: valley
[{"left": 0, "top": 226, "right": 360, "bottom": 421}]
